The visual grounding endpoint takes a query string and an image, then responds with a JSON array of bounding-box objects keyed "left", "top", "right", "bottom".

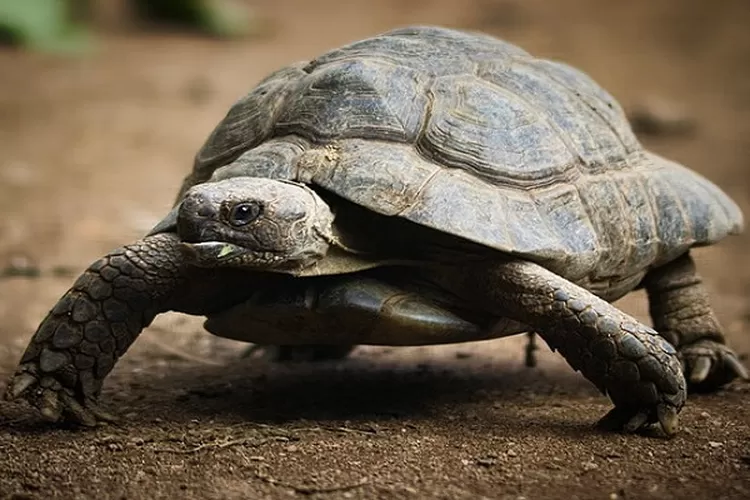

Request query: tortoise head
[{"left": 175, "top": 178, "right": 335, "bottom": 272}]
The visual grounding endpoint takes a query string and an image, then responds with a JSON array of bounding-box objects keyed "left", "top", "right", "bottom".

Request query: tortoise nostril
[
  {"left": 182, "top": 195, "right": 215, "bottom": 218},
  {"left": 197, "top": 204, "right": 214, "bottom": 217}
]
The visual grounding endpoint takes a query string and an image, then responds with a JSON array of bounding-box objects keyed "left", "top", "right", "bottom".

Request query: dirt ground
[{"left": 0, "top": 0, "right": 749, "bottom": 498}]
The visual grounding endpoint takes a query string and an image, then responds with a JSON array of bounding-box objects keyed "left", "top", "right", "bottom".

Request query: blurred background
[{"left": 0, "top": 1, "right": 748, "bottom": 497}]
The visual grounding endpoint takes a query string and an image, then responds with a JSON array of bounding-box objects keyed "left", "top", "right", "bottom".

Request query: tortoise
[{"left": 5, "top": 25, "right": 747, "bottom": 436}]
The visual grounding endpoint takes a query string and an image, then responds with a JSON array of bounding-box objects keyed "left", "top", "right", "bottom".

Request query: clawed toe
[
  {"left": 35, "top": 389, "right": 114, "bottom": 427},
  {"left": 59, "top": 392, "right": 98, "bottom": 427},
  {"left": 597, "top": 403, "right": 679, "bottom": 437},
  {"left": 5, "top": 365, "right": 115, "bottom": 427},
  {"left": 85, "top": 401, "right": 120, "bottom": 425},
  {"left": 681, "top": 340, "right": 749, "bottom": 390},
  {"left": 5, "top": 372, "right": 38, "bottom": 400},
  {"left": 39, "top": 388, "right": 63, "bottom": 422},
  {"left": 656, "top": 404, "right": 678, "bottom": 436},
  {"left": 688, "top": 357, "right": 712, "bottom": 383},
  {"left": 623, "top": 411, "right": 649, "bottom": 432},
  {"left": 725, "top": 353, "right": 749, "bottom": 380}
]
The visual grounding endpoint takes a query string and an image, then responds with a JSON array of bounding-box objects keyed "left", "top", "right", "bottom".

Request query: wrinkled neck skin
[{"left": 156, "top": 234, "right": 286, "bottom": 316}]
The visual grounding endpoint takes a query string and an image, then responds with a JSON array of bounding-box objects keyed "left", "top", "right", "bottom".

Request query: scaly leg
[
  {"left": 643, "top": 252, "right": 748, "bottom": 391},
  {"left": 4, "top": 233, "right": 257, "bottom": 425},
  {"left": 434, "top": 259, "right": 687, "bottom": 436}
]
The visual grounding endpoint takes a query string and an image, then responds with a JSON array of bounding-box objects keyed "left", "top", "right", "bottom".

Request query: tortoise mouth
[
  {"left": 180, "top": 241, "right": 295, "bottom": 271},
  {"left": 180, "top": 241, "right": 250, "bottom": 267}
]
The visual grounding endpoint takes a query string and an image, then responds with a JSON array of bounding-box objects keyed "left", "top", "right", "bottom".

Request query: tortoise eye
[{"left": 229, "top": 202, "right": 262, "bottom": 226}]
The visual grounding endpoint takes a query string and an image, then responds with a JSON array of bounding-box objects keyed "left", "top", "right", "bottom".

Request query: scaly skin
[
  {"left": 435, "top": 259, "right": 687, "bottom": 436},
  {"left": 643, "top": 253, "right": 748, "bottom": 391},
  {"left": 3, "top": 233, "right": 255, "bottom": 425}
]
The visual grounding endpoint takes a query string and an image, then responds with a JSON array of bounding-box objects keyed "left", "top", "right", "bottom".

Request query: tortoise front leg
[
  {"left": 643, "top": 252, "right": 748, "bottom": 391},
  {"left": 434, "top": 259, "right": 686, "bottom": 437},
  {"left": 4, "top": 233, "right": 253, "bottom": 426}
]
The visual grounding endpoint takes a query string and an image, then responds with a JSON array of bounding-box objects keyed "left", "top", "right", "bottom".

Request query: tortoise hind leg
[{"left": 643, "top": 252, "right": 748, "bottom": 391}]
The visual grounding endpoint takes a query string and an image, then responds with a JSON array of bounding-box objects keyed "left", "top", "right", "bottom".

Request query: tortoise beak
[{"left": 180, "top": 241, "right": 248, "bottom": 267}]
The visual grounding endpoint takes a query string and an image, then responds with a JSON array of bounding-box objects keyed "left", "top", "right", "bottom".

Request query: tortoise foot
[
  {"left": 596, "top": 401, "right": 679, "bottom": 437},
  {"left": 679, "top": 339, "right": 748, "bottom": 392},
  {"left": 5, "top": 234, "right": 188, "bottom": 427},
  {"left": 6, "top": 363, "right": 118, "bottom": 427}
]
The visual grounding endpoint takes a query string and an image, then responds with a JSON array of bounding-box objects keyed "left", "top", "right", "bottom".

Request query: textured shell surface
[{"left": 182, "top": 25, "right": 743, "bottom": 284}]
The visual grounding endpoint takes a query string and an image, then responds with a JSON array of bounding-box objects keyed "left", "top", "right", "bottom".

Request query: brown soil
[{"left": 1, "top": 1, "right": 749, "bottom": 498}]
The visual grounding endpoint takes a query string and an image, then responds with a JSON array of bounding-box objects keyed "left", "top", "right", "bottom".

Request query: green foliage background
[
  {"left": 0, "top": 0, "right": 90, "bottom": 53},
  {"left": 0, "top": 0, "right": 257, "bottom": 53}
]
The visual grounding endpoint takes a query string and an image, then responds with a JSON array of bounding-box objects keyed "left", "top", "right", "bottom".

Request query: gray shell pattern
[{"left": 171, "top": 26, "right": 743, "bottom": 283}]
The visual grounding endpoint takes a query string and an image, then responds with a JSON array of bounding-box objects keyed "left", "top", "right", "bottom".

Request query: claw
[
  {"left": 6, "top": 373, "right": 37, "bottom": 400},
  {"left": 60, "top": 392, "right": 98, "bottom": 427},
  {"left": 87, "top": 400, "right": 120, "bottom": 424},
  {"left": 725, "top": 354, "right": 749, "bottom": 380},
  {"left": 624, "top": 411, "right": 649, "bottom": 433},
  {"left": 657, "top": 404, "right": 679, "bottom": 437},
  {"left": 39, "top": 389, "right": 63, "bottom": 422},
  {"left": 689, "top": 357, "right": 712, "bottom": 383}
]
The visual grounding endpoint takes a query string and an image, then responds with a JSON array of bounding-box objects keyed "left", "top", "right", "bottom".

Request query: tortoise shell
[{"left": 168, "top": 25, "right": 743, "bottom": 286}]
